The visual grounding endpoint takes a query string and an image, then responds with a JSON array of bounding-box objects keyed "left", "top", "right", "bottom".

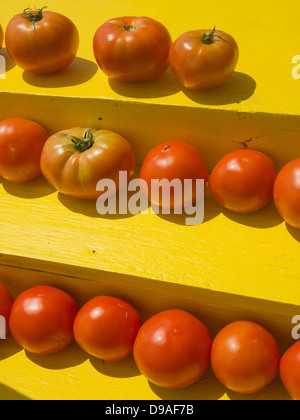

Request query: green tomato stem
[
  {"left": 201, "top": 26, "right": 227, "bottom": 44},
  {"left": 70, "top": 129, "right": 95, "bottom": 153},
  {"left": 23, "top": 6, "right": 47, "bottom": 30}
]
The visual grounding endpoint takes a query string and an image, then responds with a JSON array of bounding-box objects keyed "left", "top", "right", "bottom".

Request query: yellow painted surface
[{"left": 0, "top": 0, "right": 299, "bottom": 400}]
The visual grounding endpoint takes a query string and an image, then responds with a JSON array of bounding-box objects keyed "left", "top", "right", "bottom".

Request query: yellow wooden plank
[
  {"left": 1, "top": 0, "right": 300, "bottom": 117},
  {"left": 0, "top": 0, "right": 299, "bottom": 401},
  {"left": 0, "top": 265, "right": 293, "bottom": 400}
]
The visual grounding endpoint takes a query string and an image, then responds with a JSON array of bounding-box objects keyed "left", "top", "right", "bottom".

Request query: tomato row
[
  {"left": 0, "top": 8, "right": 238, "bottom": 90},
  {"left": 0, "top": 282, "right": 299, "bottom": 399},
  {"left": 0, "top": 117, "right": 299, "bottom": 229}
]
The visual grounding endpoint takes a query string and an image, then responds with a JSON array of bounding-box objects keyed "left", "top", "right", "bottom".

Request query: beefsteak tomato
[
  {"left": 133, "top": 309, "right": 212, "bottom": 389},
  {"left": 0, "top": 117, "right": 49, "bottom": 183},
  {"left": 40, "top": 127, "right": 135, "bottom": 200},
  {"left": 93, "top": 16, "right": 172, "bottom": 82},
  {"left": 211, "top": 320, "right": 281, "bottom": 394},
  {"left": 9, "top": 285, "right": 78, "bottom": 355},
  {"left": 5, "top": 7, "right": 79, "bottom": 73},
  {"left": 169, "top": 27, "right": 239, "bottom": 89},
  {"left": 209, "top": 148, "right": 277, "bottom": 213},
  {"left": 273, "top": 158, "right": 300, "bottom": 229}
]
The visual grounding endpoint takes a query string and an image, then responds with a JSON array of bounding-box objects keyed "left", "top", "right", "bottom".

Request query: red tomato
[
  {"left": 133, "top": 309, "right": 212, "bottom": 389},
  {"left": 280, "top": 340, "right": 300, "bottom": 400},
  {"left": 40, "top": 127, "right": 135, "bottom": 200},
  {"left": 169, "top": 27, "right": 239, "bottom": 89},
  {"left": 0, "top": 284, "right": 14, "bottom": 334},
  {"left": 9, "top": 286, "right": 78, "bottom": 355},
  {"left": 209, "top": 148, "right": 277, "bottom": 213},
  {"left": 5, "top": 7, "right": 79, "bottom": 74},
  {"left": 0, "top": 24, "right": 3, "bottom": 50},
  {"left": 211, "top": 320, "right": 281, "bottom": 394},
  {"left": 0, "top": 118, "right": 49, "bottom": 183},
  {"left": 273, "top": 158, "right": 300, "bottom": 229},
  {"left": 140, "top": 141, "right": 208, "bottom": 209},
  {"left": 93, "top": 16, "right": 172, "bottom": 82},
  {"left": 73, "top": 296, "right": 142, "bottom": 361}
]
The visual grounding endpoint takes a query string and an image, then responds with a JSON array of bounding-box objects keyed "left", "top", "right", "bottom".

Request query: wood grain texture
[{"left": 0, "top": 0, "right": 299, "bottom": 401}]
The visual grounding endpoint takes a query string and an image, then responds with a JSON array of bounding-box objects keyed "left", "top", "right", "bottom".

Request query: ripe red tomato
[
  {"left": 0, "top": 284, "right": 14, "bottom": 334},
  {"left": 169, "top": 27, "right": 239, "bottom": 89},
  {"left": 279, "top": 340, "right": 300, "bottom": 400},
  {"left": 211, "top": 320, "right": 281, "bottom": 394},
  {"left": 273, "top": 158, "right": 300, "bottom": 229},
  {"left": 0, "top": 118, "right": 49, "bottom": 183},
  {"left": 140, "top": 141, "right": 208, "bottom": 209},
  {"left": 93, "top": 16, "right": 172, "bottom": 82},
  {"left": 0, "top": 24, "right": 3, "bottom": 50},
  {"left": 40, "top": 127, "right": 135, "bottom": 200},
  {"left": 73, "top": 295, "right": 142, "bottom": 361},
  {"left": 5, "top": 7, "right": 79, "bottom": 74},
  {"left": 133, "top": 309, "right": 212, "bottom": 389},
  {"left": 9, "top": 285, "right": 78, "bottom": 355},
  {"left": 209, "top": 148, "right": 277, "bottom": 213}
]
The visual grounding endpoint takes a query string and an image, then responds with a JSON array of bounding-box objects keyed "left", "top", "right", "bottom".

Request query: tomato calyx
[
  {"left": 23, "top": 6, "right": 47, "bottom": 28},
  {"left": 201, "top": 26, "right": 227, "bottom": 44},
  {"left": 69, "top": 128, "right": 95, "bottom": 153}
]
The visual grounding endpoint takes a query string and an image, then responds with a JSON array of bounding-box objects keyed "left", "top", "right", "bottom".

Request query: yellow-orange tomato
[
  {"left": 169, "top": 27, "right": 239, "bottom": 89},
  {"left": 5, "top": 7, "right": 79, "bottom": 74},
  {"left": 0, "top": 24, "right": 3, "bottom": 50},
  {"left": 40, "top": 127, "right": 135, "bottom": 200}
]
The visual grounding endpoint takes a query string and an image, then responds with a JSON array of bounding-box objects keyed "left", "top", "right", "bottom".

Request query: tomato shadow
[
  {"left": 147, "top": 366, "right": 226, "bottom": 401},
  {"left": 155, "top": 189, "right": 221, "bottom": 226},
  {"left": 24, "top": 340, "right": 88, "bottom": 369},
  {"left": 108, "top": 68, "right": 182, "bottom": 99},
  {"left": 285, "top": 223, "right": 300, "bottom": 242},
  {"left": 89, "top": 354, "right": 141, "bottom": 379},
  {"left": 58, "top": 192, "right": 138, "bottom": 220},
  {"left": 182, "top": 72, "right": 257, "bottom": 106},
  {"left": 0, "top": 336, "right": 23, "bottom": 361},
  {"left": 0, "top": 48, "right": 16, "bottom": 74},
  {"left": 22, "top": 57, "right": 98, "bottom": 88},
  {"left": 0, "top": 383, "right": 31, "bottom": 400},
  {"left": 220, "top": 200, "right": 283, "bottom": 229},
  {"left": 1, "top": 176, "right": 57, "bottom": 199}
]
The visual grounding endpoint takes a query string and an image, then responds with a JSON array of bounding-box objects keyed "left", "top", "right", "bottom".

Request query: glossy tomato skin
[
  {"left": 93, "top": 16, "right": 172, "bottom": 82},
  {"left": 73, "top": 296, "right": 142, "bottom": 361},
  {"left": 210, "top": 149, "right": 277, "bottom": 213},
  {"left": 273, "top": 158, "right": 300, "bottom": 229},
  {"left": 140, "top": 141, "right": 208, "bottom": 209},
  {"left": 280, "top": 340, "right": 300, "bottom": 400},
  {"left": 9, "top": 286, "right": 78, "bottom": 355},
  {"left": 0, "top": 284, "right": 14, "bottom": 334},
  {"left": 169, "top": 29, "right": 239, "bottom": 89},
  {"left": 133, "top": 309, "right": 212, "bottom": 389},
  {"left": 0, "top": 118, "right": 49, "bottom": 183},
  {"left": 0, "top": 24, "right": 3, "bottom": 50},
  {"left": 5, "top": 10, "right": 79, "bottom": 74},
  {"left": 40, "top": 128, "right": 135, "bottom": 200},
  {"left": 211, "top": 320, "right": 281, "bottom": 394}
]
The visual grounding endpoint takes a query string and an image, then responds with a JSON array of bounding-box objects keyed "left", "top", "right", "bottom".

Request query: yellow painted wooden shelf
[{"left": 0, "top": 0, "right": 299, "bottom": 400}]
